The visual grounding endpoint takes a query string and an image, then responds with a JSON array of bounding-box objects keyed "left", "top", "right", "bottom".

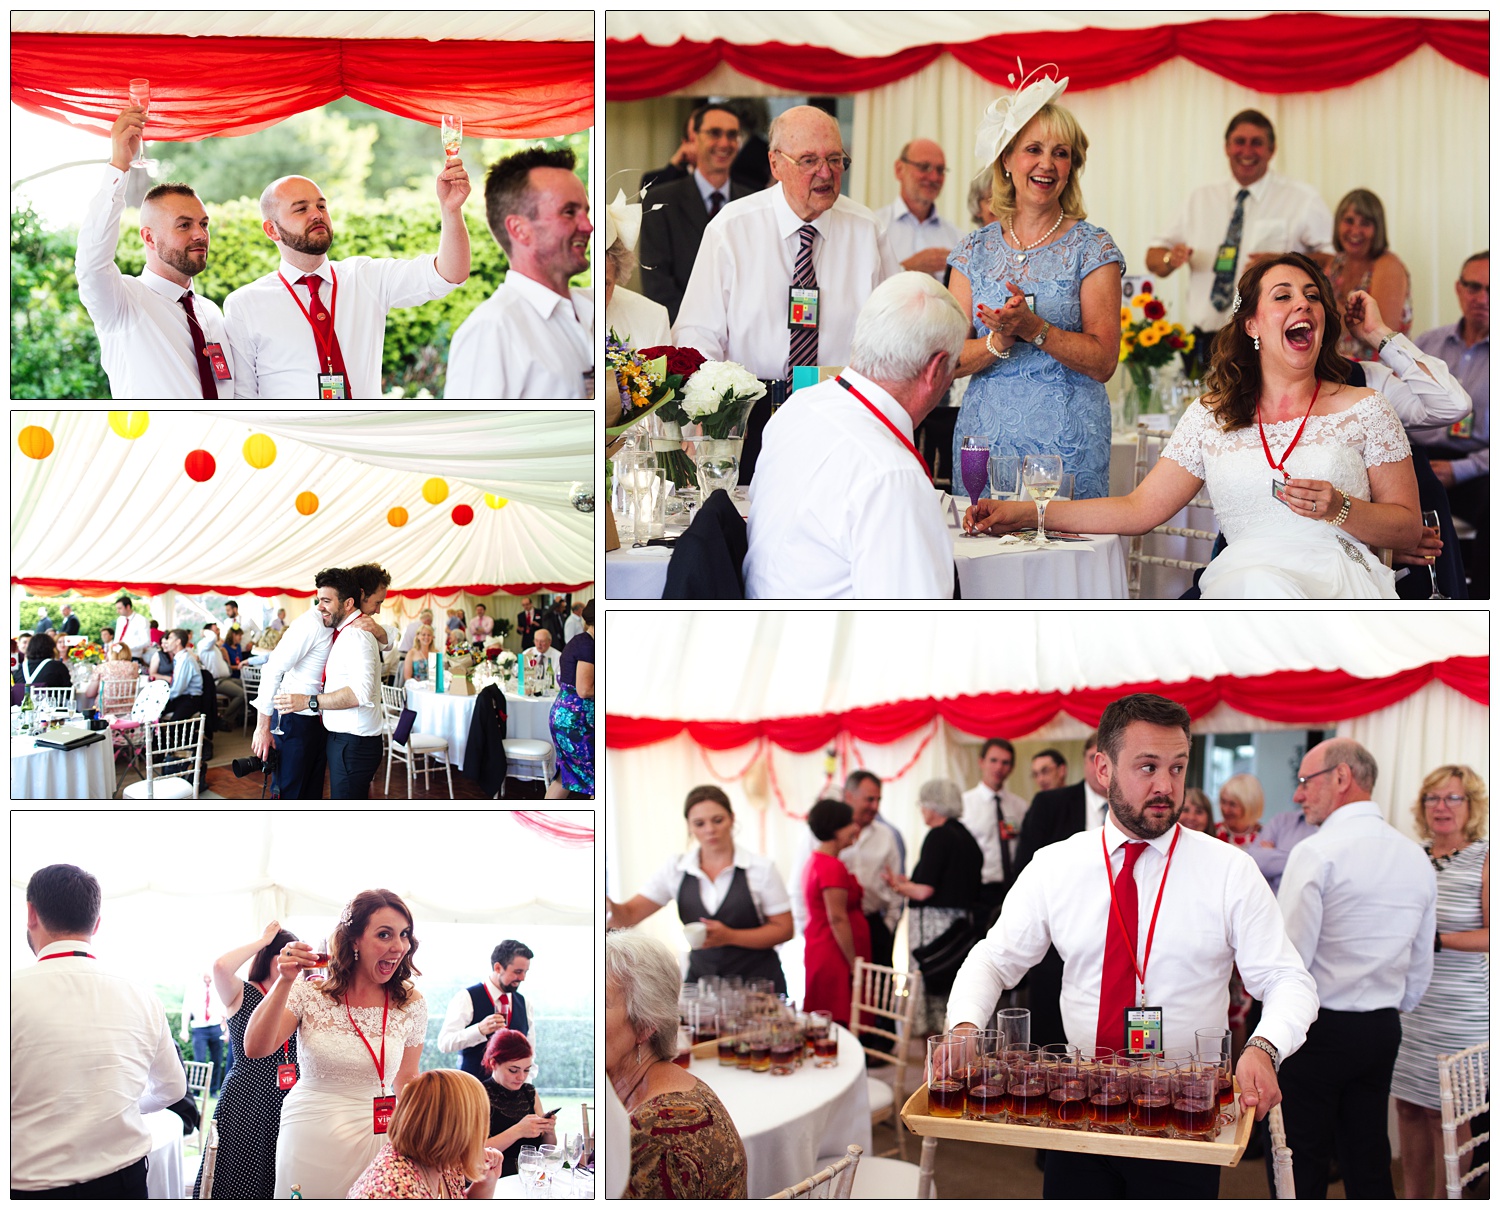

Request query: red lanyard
[
  {"left": 277, "top": 266, "right": 340, "bottom": 374},
  {"left": 344, "top": 990, "right": 390, "bottom": 1092},
  {"left": 1256, "top": 381, "right": 1320, "bottom": 481},
  {"left": 835, "top": 376, "right": 933, "bottom": 483},
  {"left": 1100, "top": 825, "right": 1180, "bottom": 1007},
  {"left": 38, "top": 951, "right": 94, "bottom": 961}
]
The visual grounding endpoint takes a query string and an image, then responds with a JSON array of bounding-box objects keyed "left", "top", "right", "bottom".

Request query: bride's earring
[
  {"left": 1252, "top": 334, "right": 1260, "bottom": 351},
  {"left": 354, "top": 948, "right": 360, "bottom": 961}
]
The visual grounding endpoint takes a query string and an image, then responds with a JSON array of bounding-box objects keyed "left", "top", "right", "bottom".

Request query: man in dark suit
[
  {"left": 639, "top": 115, "right": 696, "bottom": 194},
  {"left": 59, "top": 605, "right": 81, "bottom": 636},
  {"left": 516, "top": 598, "right": 542, "bottom": 650},
  {"left": 639, "top": 103, "right": 753, "bottom": 323}
]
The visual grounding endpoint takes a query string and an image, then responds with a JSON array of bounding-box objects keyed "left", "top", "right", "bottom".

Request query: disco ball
[{"left": 570, "top": 482, "right": 594, "bottom": 513}]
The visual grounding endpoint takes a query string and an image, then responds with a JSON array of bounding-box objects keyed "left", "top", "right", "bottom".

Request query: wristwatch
[
  {"left": 1244, "top": 1035, "right": 1280, "bottom": 1068},
  {"left": 308, "top": 694, "right": 321, "bottom": 715},
  {"left": 1032, "top": 320, "right": 1052, "bottom": 348}
]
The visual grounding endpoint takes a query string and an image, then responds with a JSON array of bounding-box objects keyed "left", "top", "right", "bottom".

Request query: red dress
[{"left": 802, "top": 852, "right": 872, "bottom": 1026}]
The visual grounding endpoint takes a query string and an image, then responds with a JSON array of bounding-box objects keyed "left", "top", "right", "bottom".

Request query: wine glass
[
  {"left": 562, "top": 1130, "right": 585, "bottom": 1170},
  {"left": 517, "top": 1146, "right": 544, "bottom": 1197},
  {"left": 1022, "top": 454, "right": 1064, "bottom": 544},
  {"left": 127, "top": 78, "right": 150, "bottom": 169},
  {"left": 1421, "top": 509, "right": 1448, "bottom": 599},
  {"left": 988, "top": 452, "right": 1020, "bottom": 502},
  {"left": 958, "top": 436, "right": 990, "bottom": 536},
  {"left": 440, "top": 114, "right": 463, "bottom": 162}
]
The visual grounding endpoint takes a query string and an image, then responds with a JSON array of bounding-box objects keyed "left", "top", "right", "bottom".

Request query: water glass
[
  {"left": 1196, "top": 1027, "right": 1235, "bottom": 1123},
  {"left": 995, "top": 1006, "right": 1030, "bottom": 1049},
  {"left": 988, "top": 451, "right": 1020, "bottom": 502}
]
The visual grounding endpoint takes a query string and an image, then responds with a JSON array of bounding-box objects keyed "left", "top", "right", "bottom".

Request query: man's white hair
[{"left": 847, "top": 271, "right": 967, "bottom": 384}]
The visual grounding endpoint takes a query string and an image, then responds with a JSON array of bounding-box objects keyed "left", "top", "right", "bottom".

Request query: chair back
[
  {"left": 767, "top": 1144, "right": 863, "bottom": 1200},
  {"left": 850, "top": 959, "right": 923, "bottom": 1101},
  {"left": 184, "top": 1059, "right": 214, "bottom": 1149},
  {"left": 99, "top": 676, "right": 138, "bottom": 717},
  {"left": 1126, "top": 422, "right": 1217, "bottom": 599},
  {"left": 130, "top": 679, "right": 171, "bottom": 723},
  {"left": 1439, "top": 1042, "right": 1490, "bottom": 1197},
  {"left": 381, "top": 683, "right": 406, "bottom": 713},
  {"left": 199, "top": 1118, "right": 220, "bottom": 1198},
  {"left": 140, "top": 715, "right": 204, "bottom": 798},
  {"left": 32, "top": 685, "right": 75, "bottom": 713}
]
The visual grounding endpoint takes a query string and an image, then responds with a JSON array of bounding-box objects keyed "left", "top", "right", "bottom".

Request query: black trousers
[
  {"left": 13, "top": 1156, "right": 148, "bottom": 1199},
  {"left": 272, "top": 710, "right": 327, "bottom": 799},
  {"left": 1272, "top": 1006, "right": 1401, "bottom": 1199},
  {"left": 326, "top": 731, "right": 383, "bottom": 799},
  {"left": 1044, "top": 1150, "right": 1219, "bottom": 1199}
]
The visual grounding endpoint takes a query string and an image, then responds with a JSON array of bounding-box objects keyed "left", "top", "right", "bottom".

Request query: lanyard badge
[
  {"left": 1124, "top": 1006, "right": 1165, "bottom": 1055},
  {"left": 276, "top": 1040, "right": 297, "bottom": 1090},
  {"left": 344, "top": 991, "right": 392, "bottom": 1134},
  {"left": 202, "top": 342, "right": 233, "bottom": 381},
  {"left": 318, "top": 373, "right": 348, "bottom": 400},
  {"left": 788, "top": 286, "right": 820, "bottom": 328}
]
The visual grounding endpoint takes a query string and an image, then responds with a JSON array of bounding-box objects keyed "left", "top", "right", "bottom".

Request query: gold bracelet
[
  {"left": 1326, "top": 491, "right": 1351, "bottom": 527},
  {"left": 985, "top": 331, "right": 1010, "bottom": 360}
]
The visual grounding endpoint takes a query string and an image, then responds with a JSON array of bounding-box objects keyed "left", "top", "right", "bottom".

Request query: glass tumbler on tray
[
  {"left": 926, "top": 1033, "right": 969, "bottom": 1118},
  {"left": 964, "top": 1032, "right": 1006, "bottom": 1122},
  {"left": 1172, "top": 1063, "right": 1221, "bottom": 1140}
]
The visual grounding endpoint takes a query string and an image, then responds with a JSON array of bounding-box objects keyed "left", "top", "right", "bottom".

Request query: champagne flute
[
  {"left": 958, "top": 436, "right": 990, "bottom": 535},
  {"left": 440, "top": 114, "right": 463, "bottom": 163},
  {"left": 1022, "top": 454, "right": 1063, "bottom": 544},
  {"left": 127, "top": 78, "right": 150, "bottom": 168},
  {"left": 1421, "top": 509, "right": 1448, "bottom": 599}
]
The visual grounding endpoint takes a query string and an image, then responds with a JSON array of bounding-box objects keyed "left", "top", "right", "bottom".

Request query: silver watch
[
  {"left": 1032, "top": 320, "right": 1052, "bottom": 348},
  {"left": 1244, "top": 1035, "right": 1280, "bottom": 1068}
]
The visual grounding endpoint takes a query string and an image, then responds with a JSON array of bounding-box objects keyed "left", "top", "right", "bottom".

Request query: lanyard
[
  {"left": 835, "top": 376, "right": 933, "bottom": 483},
  {"left": 1256, "top": 380, "right": 1320, "bottom": 481},
  {"left": 277, "top": 266, "right": 341, "bottom": 374},
  {"left": 344, "top": 990, "right": 390, "bottom": 1093},
  {"left": 38, "top": 951, "right": 94, "bottom": 961},
  {"left": 1100, "top": 825, "right": 1180, "bottom": 1007}
]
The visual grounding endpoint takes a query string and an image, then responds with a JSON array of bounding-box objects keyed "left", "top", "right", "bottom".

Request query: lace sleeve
[
  {"left": 286, "top": 973, "right": 313, "bottom": 1022},
  {"left": 400, "top": 991, "right": 429, "bottom": 1047},
  {"left": 1078, "top": 223, "right": 1127, "bottom": 278},
  {"left": 947, "top": 227, "right": 982, "bottom": 276},
  {"left": 1160, "top": 401, "right": 1211, "bottom": 479},
  {"left": 1356, "top": 392, "right": 1413, "bottom": 468}
]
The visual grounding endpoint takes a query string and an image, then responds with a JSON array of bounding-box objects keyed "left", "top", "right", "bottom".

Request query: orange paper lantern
[
  {"left": 295, "top": 491, "right": 319, "bottom": 516},
  {"left": 107, "top": 411, "right": 150, "bottom": 439},
  {"left": 243, "top": 433, "right": 277, "bottom": 468},
  {"left": 422, "top": 477, "right": 449, "bottom": 504},
  {"left": 451, "top": 504, "right": 474, "bottom": 526},
  {"left": 17, "top": 425, "right": 54, "bottom": 460},
  {"left": 388, "top": 507, "right": 409, "bottom": 527},
  {"left": 184, "top": 449, "right": 216, "bottom": 482}
]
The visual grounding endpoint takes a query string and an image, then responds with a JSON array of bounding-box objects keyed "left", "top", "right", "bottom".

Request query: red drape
[
  {"left": 512, "top": 811, "right": 595, "bottom": 846},
  {"left": 11, "top": 33, "right": 594, "bottom": 139},
  {"left": 606, "top": 15, "right": 1487, "bottom": 100},
  {"left": 11, "top": 577, "right": 593, "bottom": 599},
  {"left": 605, "top": 657, "right": 1489, "bottom": 751}
]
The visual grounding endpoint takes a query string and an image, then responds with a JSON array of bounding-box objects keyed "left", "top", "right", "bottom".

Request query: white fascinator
[
  {"left": 975, "top": 60, "right": 1069, "bottom": 166},
  {"left": 605, "top": 189, "right": 642, "bottom": 252}
]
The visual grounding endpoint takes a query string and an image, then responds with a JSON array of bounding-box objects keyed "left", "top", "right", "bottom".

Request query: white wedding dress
[
  {"left": 272, "top": 977, "right": 428, "bottom": 1198},
  {"left": 1161, "top": 393, "right": 1411, "bottom": 599}
]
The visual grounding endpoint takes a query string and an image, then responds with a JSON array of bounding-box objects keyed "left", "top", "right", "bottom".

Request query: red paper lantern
[
  {"left": 296, "top": 491, "right": 319, "bottom": 516},
  {"left": 388, "top": 507, "right": 409, "bottom": 527},
  {"left": 184, "top": 449, "right": 216, "bottom": 482},
  {"left": 451, "top": 504, "right": 474, "bottom": 526}
]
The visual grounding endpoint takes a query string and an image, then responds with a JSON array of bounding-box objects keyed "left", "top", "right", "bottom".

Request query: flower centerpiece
[
  {"left": 66, "top": 641, "right": 104, "bottom": 665},
  {"left": 1118, "top": 283, "right": 1196, "bottom": 423},
  {"left": 671, "top": 359, "right": 767, "bottom": 498},
  {"left": 635, "top": 344, "right": 710, "bottom": 490}
]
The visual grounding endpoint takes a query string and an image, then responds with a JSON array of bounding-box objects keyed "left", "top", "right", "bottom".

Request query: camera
[{"left": 232, "top": 750, "right": 279, "bottom": 778}]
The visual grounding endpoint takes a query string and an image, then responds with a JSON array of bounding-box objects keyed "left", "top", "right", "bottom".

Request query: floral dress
[
  {"left": 346, "top": 1141, "right": 467, "bottom": 1199},
  {"left": 1330, "top": 252, "right": 1413, "bottom": 361},
  {"left": 549, "top": 631, "right": 594, "bottom": 796}
]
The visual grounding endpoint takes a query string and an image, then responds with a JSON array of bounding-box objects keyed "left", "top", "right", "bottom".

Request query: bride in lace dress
[
  {"left": 965, "top": 253, "right": 1423, "bottom": 598},
  {"left": 245, "top": 889, "right": 428, "bottom": 1198}
]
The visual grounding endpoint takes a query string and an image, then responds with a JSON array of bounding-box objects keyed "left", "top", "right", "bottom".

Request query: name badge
[
  {"left": 788, "top": 286, "right": 820, "bottom": 329},
  {"left": 1023, "top": 294, "right": 1037, "bottom": 313},
  {"left": 203, "top": 342, "right": 232, "bottom": 381},
  {"left": 318, "top": 373, "right": 348, "bottom": 400},
  {"left": 1270, "top": 477, "right": 1292, "bottom": 507},
  {"left": 373, "top": 1094, "right": 396, "bottom": 1134},
  {"left": 1213, "top": 244, "right": 1239, "bottom": 274},
  {"left": 276, "top": 1063, "right": 298, "bottom": 1090},
  {"left": 1123, "top": 1006, "right": 1164, "bottom": 1055},
  {"left": 1449, "top": 414, "right": 1474, "bottom": 439}
]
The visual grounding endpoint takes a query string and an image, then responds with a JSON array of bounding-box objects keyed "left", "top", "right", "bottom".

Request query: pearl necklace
[{"left": 1007, "top": 210, "right": 1064, "bottom": 262}]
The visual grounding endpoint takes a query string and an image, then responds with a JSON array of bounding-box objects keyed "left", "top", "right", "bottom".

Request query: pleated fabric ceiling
[{"left": 11, "top": 411, "right": 593, "bottom": 597}]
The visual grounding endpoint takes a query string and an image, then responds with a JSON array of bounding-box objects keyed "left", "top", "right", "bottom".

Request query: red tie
[
  {"left": 204, "top": 985, "right": 211, "bottom": 1023},
  {"left": 314, "top": 620, "right": 351, "bottom": 692},
  {"left": 1095, "top": 841, "right": 1147, "bottom": 1052},
  {"left": 179, "top": 292, "right": 219, "bottom": 399},
  {"left": 298, "top": 274, "right": 351, "bottom": 387}
]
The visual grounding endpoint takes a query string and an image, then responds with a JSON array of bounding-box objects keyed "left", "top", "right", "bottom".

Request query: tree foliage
[
  {"left": 17, "top": 597, "right": 121, "bottom": 640},
  {"left": 10, "top": 205, "right": 109, "bottom": 399}
]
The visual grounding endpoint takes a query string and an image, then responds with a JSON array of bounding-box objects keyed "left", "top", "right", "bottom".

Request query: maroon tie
[
  {"left": 179, "top": 292, "right": 218, "bottom": 399},
  {"left": 298, "top": 274, "right": 352, "bottom": 390},
  {"left": 708, "top": 190, "right": 725, "bottom": 217},
  {"left": 1095, "top": 841, "right": 1147, "bottom": 1052}
]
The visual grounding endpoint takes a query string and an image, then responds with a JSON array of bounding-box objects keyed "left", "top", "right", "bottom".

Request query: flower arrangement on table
[
  {"left": 66, "top": 641, "right": 104, "bottom": 665},
  {"left": 641, "top": 351, "right": 765, "bottom": 491},
  {"left": 1119, "top": 284, "right": 1197, "bottom": 415},
  {"left": 471, "top": 651, "right": 517, "bottom": 693}
]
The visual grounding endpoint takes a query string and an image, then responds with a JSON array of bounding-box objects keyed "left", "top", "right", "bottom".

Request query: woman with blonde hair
[
  {"left": 1328, "top": 188, "right": 1412, "bottom": 361},
  {"left": 1391, "top": 765, "right": 1488, "bottom": 1197},
  {"left": 77, "top": 641, "right": 137, "bottom": 713},
  {"left": 1215, "top": 773, "right": 1265, "bottom": 845},
  {"left": 347, "top": 1069, "right": 504, "bottom": 1199},
  {"left": 403, "top": 625, "right": 437, "bottom": 685}
]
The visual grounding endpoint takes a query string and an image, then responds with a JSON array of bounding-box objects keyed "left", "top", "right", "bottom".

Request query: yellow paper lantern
[
  {"left": 484, "top": 492, "right": 509, "bottom": 510},
  {"left": 243, "top": 433, "right": 277, "bottom": 469},
  {"left": 17, "top": 426, "right": 54, "bottom": 460},
  {"left": 422, "top": 477, "right": 449, "bottom": 504},
  {"left": 388, "top": 507, "right": 409, "bottom": 527},
  {"left": 107, "top": 411, "right": 150, "bottom": 439},
  {"left": 295, "top": 491, "right": 319, "bottom": 516}
]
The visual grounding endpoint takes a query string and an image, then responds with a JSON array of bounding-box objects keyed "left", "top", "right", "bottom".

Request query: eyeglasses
[
  {"left": 1295, "top": 766, "right": 1340, "bottom": 788},
  {"left": 1458, "top": 278, "right": 1489, "bottom": 295},
  {"left": 699, "top": 126, "right": 740, "bottom": 142},
  {"left": 777, "top": 150, "right": 852, "bottom": 174},
  {"left": 1422, "top": 793, "right": 1470, "bottom": 807},
  {"left": 900, "top": 158, "right": 949, "bottom": 177}
]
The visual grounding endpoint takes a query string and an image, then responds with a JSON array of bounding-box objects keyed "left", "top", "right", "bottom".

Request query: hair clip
[{"left": 1230, "top": 291, "right": 1243, "bottom": 315}]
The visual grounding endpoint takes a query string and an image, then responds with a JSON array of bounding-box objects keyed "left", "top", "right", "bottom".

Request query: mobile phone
[{"left": 543, "top": 1107, "right": 562, "bottom": 1118}]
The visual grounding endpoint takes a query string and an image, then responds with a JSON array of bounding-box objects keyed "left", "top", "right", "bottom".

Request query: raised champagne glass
[
  {"left": 128, "top": 78, "right": 150, "bottom": 168},
  {"left": 440, "top": 114, "right": 463, "bottom": 163},
  {"left": 1022, "top": 454, "right": 1063, "bottom": 544}
]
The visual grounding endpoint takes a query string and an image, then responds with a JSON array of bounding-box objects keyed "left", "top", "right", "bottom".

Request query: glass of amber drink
[{"left": 926, "top": 1034, "right": 968, "bottom": 1119}]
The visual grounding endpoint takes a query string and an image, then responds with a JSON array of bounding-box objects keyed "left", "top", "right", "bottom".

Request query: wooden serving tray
[{"left": 900, "top": 1082, "right": 1254, "bottom": 1167}]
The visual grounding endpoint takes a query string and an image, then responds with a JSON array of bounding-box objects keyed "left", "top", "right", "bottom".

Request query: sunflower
[
  {"left": 1138, "top": 329, "right": 1161, "bottom": 348},
  {"left": 1131, "top": 294, "right": 1149, "bottom": 310}
]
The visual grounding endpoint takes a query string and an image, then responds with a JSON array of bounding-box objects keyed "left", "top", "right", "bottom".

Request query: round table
[
  {"left": 689, "top": 1025, "right": 871, "bottom": 1198},
  {"left": 143, "top": 1108, "right": 185, "bottom": 1198},
  {"left": 606, "top": 543, "right": 676, "bottom": 599},
  {"left": 403, "top": 683, "right": 556, "bottom": 774},
  {"left": 954, "top": 530, "right": 1129, "bottom": 598},
  {"left": 11, "top": 732, "right": 116, "bottom": 798}
]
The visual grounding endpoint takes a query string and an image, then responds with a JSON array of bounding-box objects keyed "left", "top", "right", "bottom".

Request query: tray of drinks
[{"left": 899, "top": 1079, "right": 1254, "bottom": 1166}]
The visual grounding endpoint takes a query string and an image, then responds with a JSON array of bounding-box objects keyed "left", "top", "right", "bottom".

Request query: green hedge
[{"left": 17, "top": 597, "right": 123, "bottom": 641}]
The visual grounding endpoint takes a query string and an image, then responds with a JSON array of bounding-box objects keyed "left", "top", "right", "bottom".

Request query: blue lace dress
[{"left": 949, "top": 221, "right": 1125, "bottom": 499}]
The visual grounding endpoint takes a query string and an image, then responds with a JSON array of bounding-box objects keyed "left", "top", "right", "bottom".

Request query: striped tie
[
  {"left": 786, "top": 224, "right": 818, "bottom": 383},
  {"left": 1210, "top": 189, "right": 1251, "bottom": 312}
]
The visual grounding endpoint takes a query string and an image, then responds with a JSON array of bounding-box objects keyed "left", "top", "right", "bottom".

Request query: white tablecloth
[
  {"left": 11, "top": 733, "right": 117, "bottom": 798},
  {"left": 691, "top": 1025, "right": 871, "bottom": 1199},
  {"left": 143, "top": 1109, "right": 184, "bottom": 1199},
  {"left": 954, "top": 530, "right": 1129, "bottom": 599},
  {"left": 404, "top": 684, "right": 556, "bottom": 771},
  {"left": 606, "top": 543, "right": 675, "bottom": 599}
]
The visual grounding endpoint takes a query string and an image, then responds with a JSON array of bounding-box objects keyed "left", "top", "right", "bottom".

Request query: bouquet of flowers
[
  {"left": 677, "top": 360, "right": 767, "bottom": 440},
  {"left": 1119, "top": 284, "right": 1196, "bottom": 397},
  {"left": 66, "top": 641, "right": 104, "bottom": 665},
  {"left": 635, "top": 344, "right": 711, "bottom": 489}
]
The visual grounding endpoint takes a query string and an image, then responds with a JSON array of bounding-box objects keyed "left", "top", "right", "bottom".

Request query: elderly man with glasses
[
  {"left": 673, "top": 104, "right": 900, "bottom": 480},
  {"left": 874, "top": 138, "right": 962, "bottom": 280}
]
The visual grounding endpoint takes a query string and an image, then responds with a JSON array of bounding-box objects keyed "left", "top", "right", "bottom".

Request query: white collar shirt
[
  {"left": 693, "top": 168, "right": 732, "bottom": 211},
  {"left": 444, "top": 271, "right": 594, "bottom": 399},
  {"left": 948, "top": 818, "right": 1319, "bottom": 1058},
  {"left": 523, "top": 646, "right": 563, "bottom": 680},
  {"left": 12, "top": 939, "right": 188, "bottom": 1191},
  {"left": 74, "top": 166, "right": 238, "bottom": 399},
  {"left": 672, "top": 183, "right": 900, "bottom": 381},
  {"left": 1084, "top": 782, "right": 1109, "bottom": 830},
  {"left": 115, "top": 612, "right": 150, "bottom": 660},
  {"left": 318, "top": 613, "right": 383, "bottom": 736},
  {"left": 843, "top": 822, "right": 905, "bottom": 927},
  {"left": 225, "top": 612, "right": 262, "bottom": 642},
  {"left": 251, "top": 606, "right": 331, "bottom": 717},
  {"left": 196, "top": 636, "right": 231, "bottom": 681},
  {"left": 399, "top": 619, "right": 422, "bottom": 653},
  {"left": 606, "top": 284, "right": 672, "bottom": 350},
  {"left": 182, "top": 977, "right": 230, "bottom": 1029},
  {"left": 1152, "top": 170, "right": 1334, "bottom": 332},
  {"left": 563, "top": 614, "right": 585, "bottom": 643},
  {"left": 223, "top": 252, "right": 459, "bottom": 398},
  {"left": 745, "top": 369, "right": 953, "bottom": 598},
  {"left": 1277, "top": 800, "right": 1437, "bottom": 1012},
  {"left": 961, "top": 782, "right": 1031, "bottom": 884},
  {"left": 640, "top": 845, "right": 792, "bottom": 919},
  {"left": 1364, "top": 332, "right": 1471, "bottom": 429},
  {"left": 438, "top": 975, "right": 536, "bottom": 1057},
  {"left": 874, "top": 197, "right": 963, "bottom": 279}
]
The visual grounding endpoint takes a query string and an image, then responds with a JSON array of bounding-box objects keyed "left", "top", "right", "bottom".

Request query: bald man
[
  {"left": 75, "top": 106, "right": 238, "bottom": 398},
  {"left": 874, "top": 138, "right": 962, "bottom": 280},
  {"left": 224, "top": 164, "right": 471, "bottom": 398}
]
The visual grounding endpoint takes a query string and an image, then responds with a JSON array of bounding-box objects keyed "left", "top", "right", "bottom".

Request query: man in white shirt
[
  {"left": 197, "top": 623, "right": 244, "bottom": 728},
  {"left": 949, "top": 693, "right": 1318, "bottom": 1198},
  {"left": 523, "top": 630, "right": 563, "bottom": 682},
  {"left": 180, "top": 971, "right": 230, "bottom": 1093},
  {"left": 960, "top": 738, "right": 1030, "bottom": 923},
  {"left": 75, "top": 107, "right": 237, "bottom": 398},
  {"left": 1274, "top": 738, "right": 1437, "bottom": 1200},
  {"left": 272, "top": 567, "right": 384, "bottom": 799},
  {"left": 562, "top": 603, "right": 585, "bottom": 644},
  {"left": 1147, "top": 109, "right": 1333, "bottom": 371},
  {"left": 843, "top": 771, "right": 904, "bottom": 966},
  {"left": 445, "top": 148, "right": 593, "bottom": 399},
  {"left": 744, "top": 271, "right": 961, "bottom": 598},
  {"left": 439, "top": 941, "right": 537, "bottom": 1078},
  {"left": 13, "top": 863, "right": 186, "bottom": 1196},
  {"left": 114, "top": 594, "right": 150, "bottom": 662},
  {"left": 874, "top": 138, "right": 963, "bottom": 280},
  {"left": 223, "top": 600, "right": 262, "bottom": 645},
  {"left": 225, "top": 164, "right": 469, "bottom": 398}
]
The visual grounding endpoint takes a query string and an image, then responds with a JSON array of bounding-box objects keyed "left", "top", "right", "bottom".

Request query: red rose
[
  {"left": 639, "top": 345, "right": 707, "bottom": 380},
  {"left": 1144, "top": 299, "right": 1166, "bottom": 321},
  {"left": 1140, "top": 280, "right": 1154, "bottom": 294},
  {"left": 1168, "top": 335, "right": 1184, "bottom": 349}
]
